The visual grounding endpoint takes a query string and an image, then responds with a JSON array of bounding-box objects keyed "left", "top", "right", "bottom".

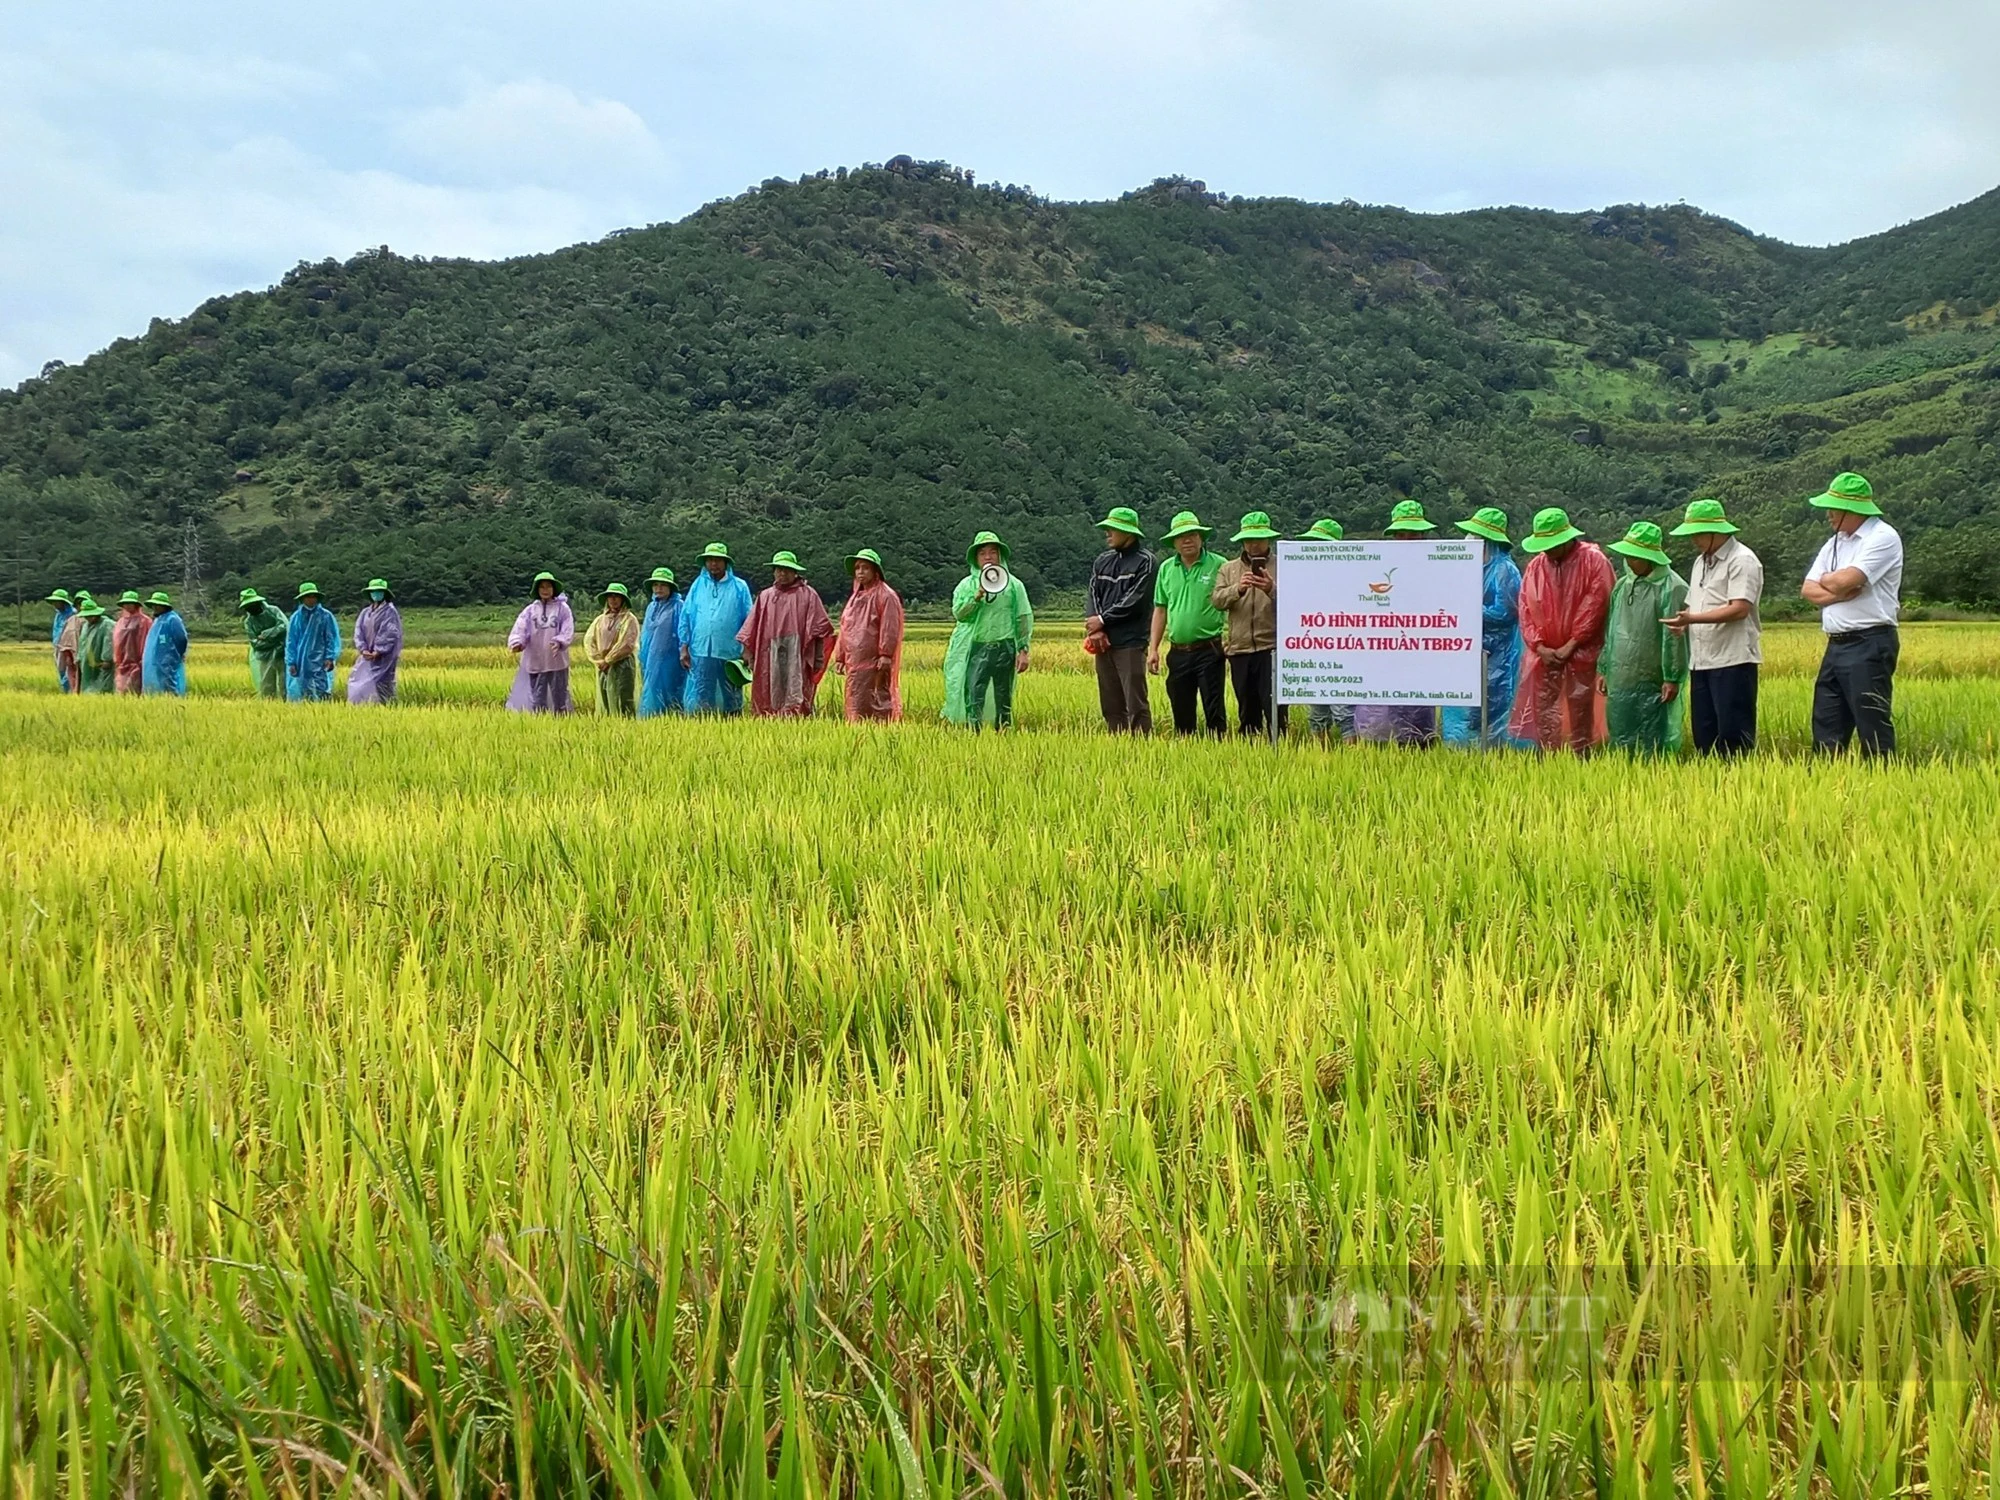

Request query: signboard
[{"left": 1274, "top": 538, "right": 1484, "bottom": 707}]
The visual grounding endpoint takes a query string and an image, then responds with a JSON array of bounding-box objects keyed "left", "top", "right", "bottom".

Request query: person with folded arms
[{"left": 1799, "top": 472, "right": 1902, "bottom": 757}]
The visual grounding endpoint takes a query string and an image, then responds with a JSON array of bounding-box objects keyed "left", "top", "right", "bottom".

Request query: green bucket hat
[
  {"left": 145, "top": 591, "right": 174, "bottom": 609},
  {"left": 1231, "top": 510, "right": 1280, "bottom": 542},
  {"left": 1520, "top": 508, "right": 1586, "bottom": 554},
  {"left": 366, "top": 578, "right": 392, "bottom": 598},
  {"left": 1456, "top": 507, "right": 1511, "bottom": 545},
  {"left": 966, "top": 530, "right": 1012, "bottom": 569},
  {"left": 118, "top": 589, "right": 143, "bottom": 605},
  {"left": 724, "top": 659, "right": 754, "bottom": 689},
  {"left": 1160, "top": 511, "right": 1211, "bottom": 541},
  {"left": 1095, "top": 505, "right": 1145, "bottom": 538},
  {"left": 846, "top": 548, "right": 886, "bottom": 575},
  {"left": 769, "top": 550, "right": 804, "bottom": 573},
  {"left": 295, "top": 581, "right": 323, "bottom": 600},
  {"left": 1808, "top": 471, "right": 1881, "bottom": 516},
  {"left": 1386, "top": 499, "right": 1436, "bottom": 533},
  {"left": 1608, "top": 521, "right": 1672, "bottom": 568},
  {"left": 1303, "top": 518, "right": 1345, "bottom": 541},
  {"left": 647, "top": 566, "right": 677, "bottom": 588},
  {"left": 700, "top": 542, "right": 731, "bottom": 562},
  {"left": 46, "top": 589, "right": 71, "bottom": 605},
  {"left": 1669, "top": 498, "right": 1739, "bottom": 536},
  {"left": 237, "top": 587, "right": 265, "bottom": 610},
  {"left": 79, "top": 599, "right": 107, "bottom": 618},
  {"left": 531, "top": 570, "right": 562, "bottom": 596},
  {"left": 599, "top": 582, "right": 631, "bottom": 602}
]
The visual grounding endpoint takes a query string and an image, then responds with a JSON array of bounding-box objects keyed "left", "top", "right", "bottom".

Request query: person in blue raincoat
[
  {"left": 637, "top": 566, "right": 687, "bottom": 718},
  {"left": 678, "top": 542, "right": 752, "bottom": 715},
  {"left": 48, "top": 590, "right": 77, "bottom": 690},
  {"left": 140, "top": 592, "right": 190, "bottom": 696},
  {"left": 1441, "top": 508, "right": 1530, "bottom": 748},
  {"left": 285, "top": 581, "right": 342, "bottom": 701}
]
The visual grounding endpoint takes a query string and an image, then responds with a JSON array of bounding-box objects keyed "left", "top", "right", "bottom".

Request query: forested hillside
[{"left": 3, "top": 162, "right": 1997, "bottom": 607}]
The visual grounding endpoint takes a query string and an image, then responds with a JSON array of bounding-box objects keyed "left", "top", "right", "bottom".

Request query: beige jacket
[{"left": 1211, "top": 557, "right": 1277, "bottom": 654}]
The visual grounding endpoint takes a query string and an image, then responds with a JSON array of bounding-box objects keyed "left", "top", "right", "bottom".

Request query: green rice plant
[{"left": 1, "top": 627, "right": 1998, "bottom": 1494}]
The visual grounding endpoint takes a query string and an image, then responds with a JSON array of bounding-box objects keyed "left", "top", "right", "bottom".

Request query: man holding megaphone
[{"left": 950, "top": 530, "right": 1035, "bottom": 732}]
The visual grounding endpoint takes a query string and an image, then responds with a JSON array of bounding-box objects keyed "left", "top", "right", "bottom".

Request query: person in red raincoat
[
  {"left": 111, "top": 590, "right": 152, "bottom": 694},
  {"left": 737, "top": 550, "right": 834, "bottom": 716},
  {"left": 1509, "top": 507, "right": 1614, "bottom": 753},
  {"left": 830, "top": 548, "right": 906, "bottom": 722}
]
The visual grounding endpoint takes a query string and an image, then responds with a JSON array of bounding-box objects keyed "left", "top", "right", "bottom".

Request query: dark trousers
[
  {"left": 1095, "top": 646, "right": 1152, "bottom": 733},
  {"left": 966, "top": 641, "right": 1017, "bottom": 730},
  {"left": 1689, "top": 663, "right": 1758, "bottom": 756},
  {"left": 1229, "top": 649, "right": 1275, "bottom": 736},
  {"left": 1164, "top": 640, "right": 1226, "bottom": 735},
  {"left": 1812, "top": 627, "right": 1898, "bottom": 756}
]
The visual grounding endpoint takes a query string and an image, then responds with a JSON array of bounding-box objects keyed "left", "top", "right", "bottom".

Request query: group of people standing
[
  {"left": 41, "top": 469, "right": 1904, "bottom": 755},
  {"left": 1084, "top": 469, "right": 1903, "bottom": 756},
  {"left": 44, "top": 589, "right": 188, "bottom": 696},
  {"left": 233, "top": 581, "right": 401, "bottom": 703},
  {"left": 506, "top": 541, "right": 913, "bottom": 723},
  {"left": 41, "top": 580, "right": 403, "bottom": 704}
]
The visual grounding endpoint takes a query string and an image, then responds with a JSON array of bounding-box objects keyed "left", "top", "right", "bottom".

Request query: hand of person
[
  {"left": 1015, "top": 650, "right": 1030, "bottom": 674},
  {"left": 679, "top": 646, "right": 691, "bottom": 669},
  {"left": 1147, "top": 648, "right": 1161, "bottom": 675},
  {"left": 876, "top": 656, "right": 891, "bottom": 673},
  {"left": 1085, "top": 614, "right": 1104, "bottom": 634},
  {"left": 1596, "top": 675, "right": 1607, "bottom": 696},
  {"left": 1659, "top": 681, "right": 1679, "bottom": 703},
  {"left": 1246, "top": 571, "right": 1273, "bottom": 592},
  {"left": 1555, "top": 643, "right": 1577, "bottom": 664},
  {"left": 1536, "top": 645, "right": 1558, "bottom": 666},
  {"left": 1660, "top": 610, "right": 1689, "bottom": 633},
  {"left": 511, "top": 643, "right": 525, "bottom": 655},
  {"left": 830, "top": 657, "right": 845, "bottom": 676},
  {"left": 324, "top": 660, "right": 335, "bottom": 672}
]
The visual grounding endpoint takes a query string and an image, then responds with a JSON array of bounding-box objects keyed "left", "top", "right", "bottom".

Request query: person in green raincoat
[
  {"left": 239, "top": 588, "right": 290, "bottom": 698},
  {"left": 1598, "top": 521, "right": 1690, "bottom": 753},
  {"left": 947, "top": 530, "right": 1033, "bottom": 731},
  {"left": 75, "top": 599, "right": 115, "bottom": 693}
]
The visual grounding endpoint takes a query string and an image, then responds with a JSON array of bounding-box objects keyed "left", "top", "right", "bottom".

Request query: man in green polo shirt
[{"left": 1147, "top": 510, "right": 1227, "bottom": 735}]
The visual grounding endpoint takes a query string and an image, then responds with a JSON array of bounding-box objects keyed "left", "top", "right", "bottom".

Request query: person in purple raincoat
[
  {"left": 347, "top": 577, "right": 403, "bottom": 704},
  {"left": 506, "top": 571, "right": 575, "bottom": 712}
]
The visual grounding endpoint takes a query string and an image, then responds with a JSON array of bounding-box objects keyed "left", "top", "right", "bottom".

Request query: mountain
[{"left": 3, "top": 161, "right": 1998, "bottom": 609}]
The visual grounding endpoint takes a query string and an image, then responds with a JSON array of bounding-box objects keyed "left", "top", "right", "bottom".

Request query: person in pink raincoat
[
  {"left": 1509, "top": 507, "right": 1614, "bottom": 753},
  {"left": 736, "top": 550, "right": 833, "bottom": 717},
  {"left": 506, "top": 571, "right": 575, "bottom": 713},
  {"left": 111, "top": 590, "right": 151, "bottom": 694},
  {"left": 829, "top": 548, "right": 906, "bottom": 722}
]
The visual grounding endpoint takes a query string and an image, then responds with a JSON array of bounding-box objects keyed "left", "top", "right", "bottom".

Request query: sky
[{"left": 4, "top": 0, "right": 1998, "bottom": 386}]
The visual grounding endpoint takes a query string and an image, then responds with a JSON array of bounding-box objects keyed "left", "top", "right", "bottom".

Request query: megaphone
[{"left": 978, "top": 562, "right": 1011, "bottom": 595}]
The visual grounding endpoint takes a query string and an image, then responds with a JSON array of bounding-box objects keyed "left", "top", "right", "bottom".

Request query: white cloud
[{"left": 393, "top": 79, "right": 671, "bottom": 191}]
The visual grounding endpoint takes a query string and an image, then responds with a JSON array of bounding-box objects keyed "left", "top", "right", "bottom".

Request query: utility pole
[
  {"left": 1, "top": 546, "right": 29, "bottom": 644},
  {"left": 180, "top": 517, "right": 206, "bottom": 621}
]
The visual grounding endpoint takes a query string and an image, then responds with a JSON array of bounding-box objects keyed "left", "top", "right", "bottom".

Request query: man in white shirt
[
  {"left": 1663, "top": 498, "right": 1764, "bottom": 756},
  {"left": 1799, "top": 472, "right": 1902, "bottom": 756}
]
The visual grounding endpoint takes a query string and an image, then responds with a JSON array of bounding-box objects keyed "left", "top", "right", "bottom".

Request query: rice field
[{"left": 3, "top": 624, "right": 2000, "bottom": 1496}]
